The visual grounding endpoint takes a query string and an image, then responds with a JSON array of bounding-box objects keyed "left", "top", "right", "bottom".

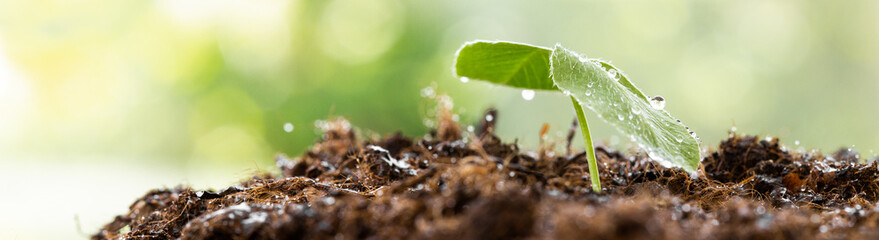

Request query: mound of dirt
[{"left": 93, "top": 110, "right": 879, "bottom": 240}]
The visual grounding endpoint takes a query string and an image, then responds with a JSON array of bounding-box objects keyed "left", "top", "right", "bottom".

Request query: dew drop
[
  {"left": 810, "top": 214, "right": 821, "bottom": 224},
  {"left": 650, "top": 96, "right": 666, "bottom": 110},
  {"left": 485, "top": 115, "right": 494, "bottom": 122},
  {"left": 632, "top": 107, "right": 641, "bottom": 115},
  {"left": 607, "top": 69, "right": 618, "bottom": 81},
  {"left": 423, "top": 118, "right": 436, "bottom": 128},
  {"left": 324, "top": 197, "right": 336, "bottom": 205},
  {"left": 467, "top": 125, "right": 474, "bottom": 132},
  {"left": 731, "top": 126, "right": 737, "bottom": 132},
  {"left": 578, "top": 55, "right": 588, "bottom": 62},
  {"left": 628, "top": 114, "right": 633, "bottom": 120},
  {"left": 617, "top": 114, "right": 624, "bottom": 121},
  {"left": 521, "top": 90, "right": 535, "bottom": 101},
  {"left": 675, "top": 137, "right": 683, "bottom": 143},
  {"left": 459, "top": 77, "right": 470, "bottom": 83},
  {"left": 584, "top": 90, "right": 592, "bottom": 96},
  {"left": 562, "top": 90, "right": 572, "bottom": 96},
  {"left": 420, "top": 87, "right": 435, "bottom": 98},
  {"left": 283, "top": 123, "right": 294, "bottom": 133},
  {"left": 795, "top": 140, "right": 800, "bottom": 146},
  {"left": 587, "top": 82, "right": 594, "bottom": 88}
]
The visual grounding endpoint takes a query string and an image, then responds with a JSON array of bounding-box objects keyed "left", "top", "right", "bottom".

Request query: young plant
[{"left": 454, "top": 40, "right": 701, "bottom": 192}]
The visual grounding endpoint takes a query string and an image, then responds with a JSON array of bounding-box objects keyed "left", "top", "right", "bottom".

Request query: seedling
[{"left": 454, "top": 40, "right": 701, "bottom": 192}]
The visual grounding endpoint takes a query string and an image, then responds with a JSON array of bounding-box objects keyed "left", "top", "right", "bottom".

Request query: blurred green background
[{"left": 1, "top": 0, "right": 878, "bottom": 239}]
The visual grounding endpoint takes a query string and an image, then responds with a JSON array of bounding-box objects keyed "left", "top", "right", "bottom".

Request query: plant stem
[{"left": 571, "top": 96, "right": 601, "bottom": 192}]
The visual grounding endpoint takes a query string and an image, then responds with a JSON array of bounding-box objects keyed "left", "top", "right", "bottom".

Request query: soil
[{"left": 94, "top": 109, "right": 879, "bottom": 240}]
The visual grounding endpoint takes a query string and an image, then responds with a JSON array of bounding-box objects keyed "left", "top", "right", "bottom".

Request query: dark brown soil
[{"left": 94, "top": 109, "right": 879, "bottom": 240}]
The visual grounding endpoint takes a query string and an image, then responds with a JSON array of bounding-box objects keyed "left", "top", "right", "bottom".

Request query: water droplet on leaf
[
  {"left": 650, "top": 96, "right": 666, "bottom": 110},
  {"left": 459, "top": 77, "right": 470, "bottom": 83},
  {"left": 607, "top": 69, "right": 618, "bottom": 81}
]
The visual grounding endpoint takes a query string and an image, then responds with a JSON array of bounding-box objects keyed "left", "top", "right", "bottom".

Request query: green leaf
[
  {"left": 550, "top": 44, "right": 701, "bottom": 173},
  {"left": 454, "top": 41, "right": 557, "bottom": 90}
]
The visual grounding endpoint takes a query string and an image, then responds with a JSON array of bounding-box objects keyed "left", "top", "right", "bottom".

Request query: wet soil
[{"left": 94, "top": 110, "right": 879, "bottom": 240}]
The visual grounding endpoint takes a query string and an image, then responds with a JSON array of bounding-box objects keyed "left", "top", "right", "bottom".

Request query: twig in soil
[
  {"left": 475, "top": 108, "right": 497, "bottom": 137},
  {"left": 567, "top": 117, "right": 577, "bottom": 155}
]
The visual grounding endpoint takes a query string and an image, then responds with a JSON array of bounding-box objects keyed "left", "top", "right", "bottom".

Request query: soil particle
[{"left": 94, "top": 112, "right": 879, "bottom": 240}]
